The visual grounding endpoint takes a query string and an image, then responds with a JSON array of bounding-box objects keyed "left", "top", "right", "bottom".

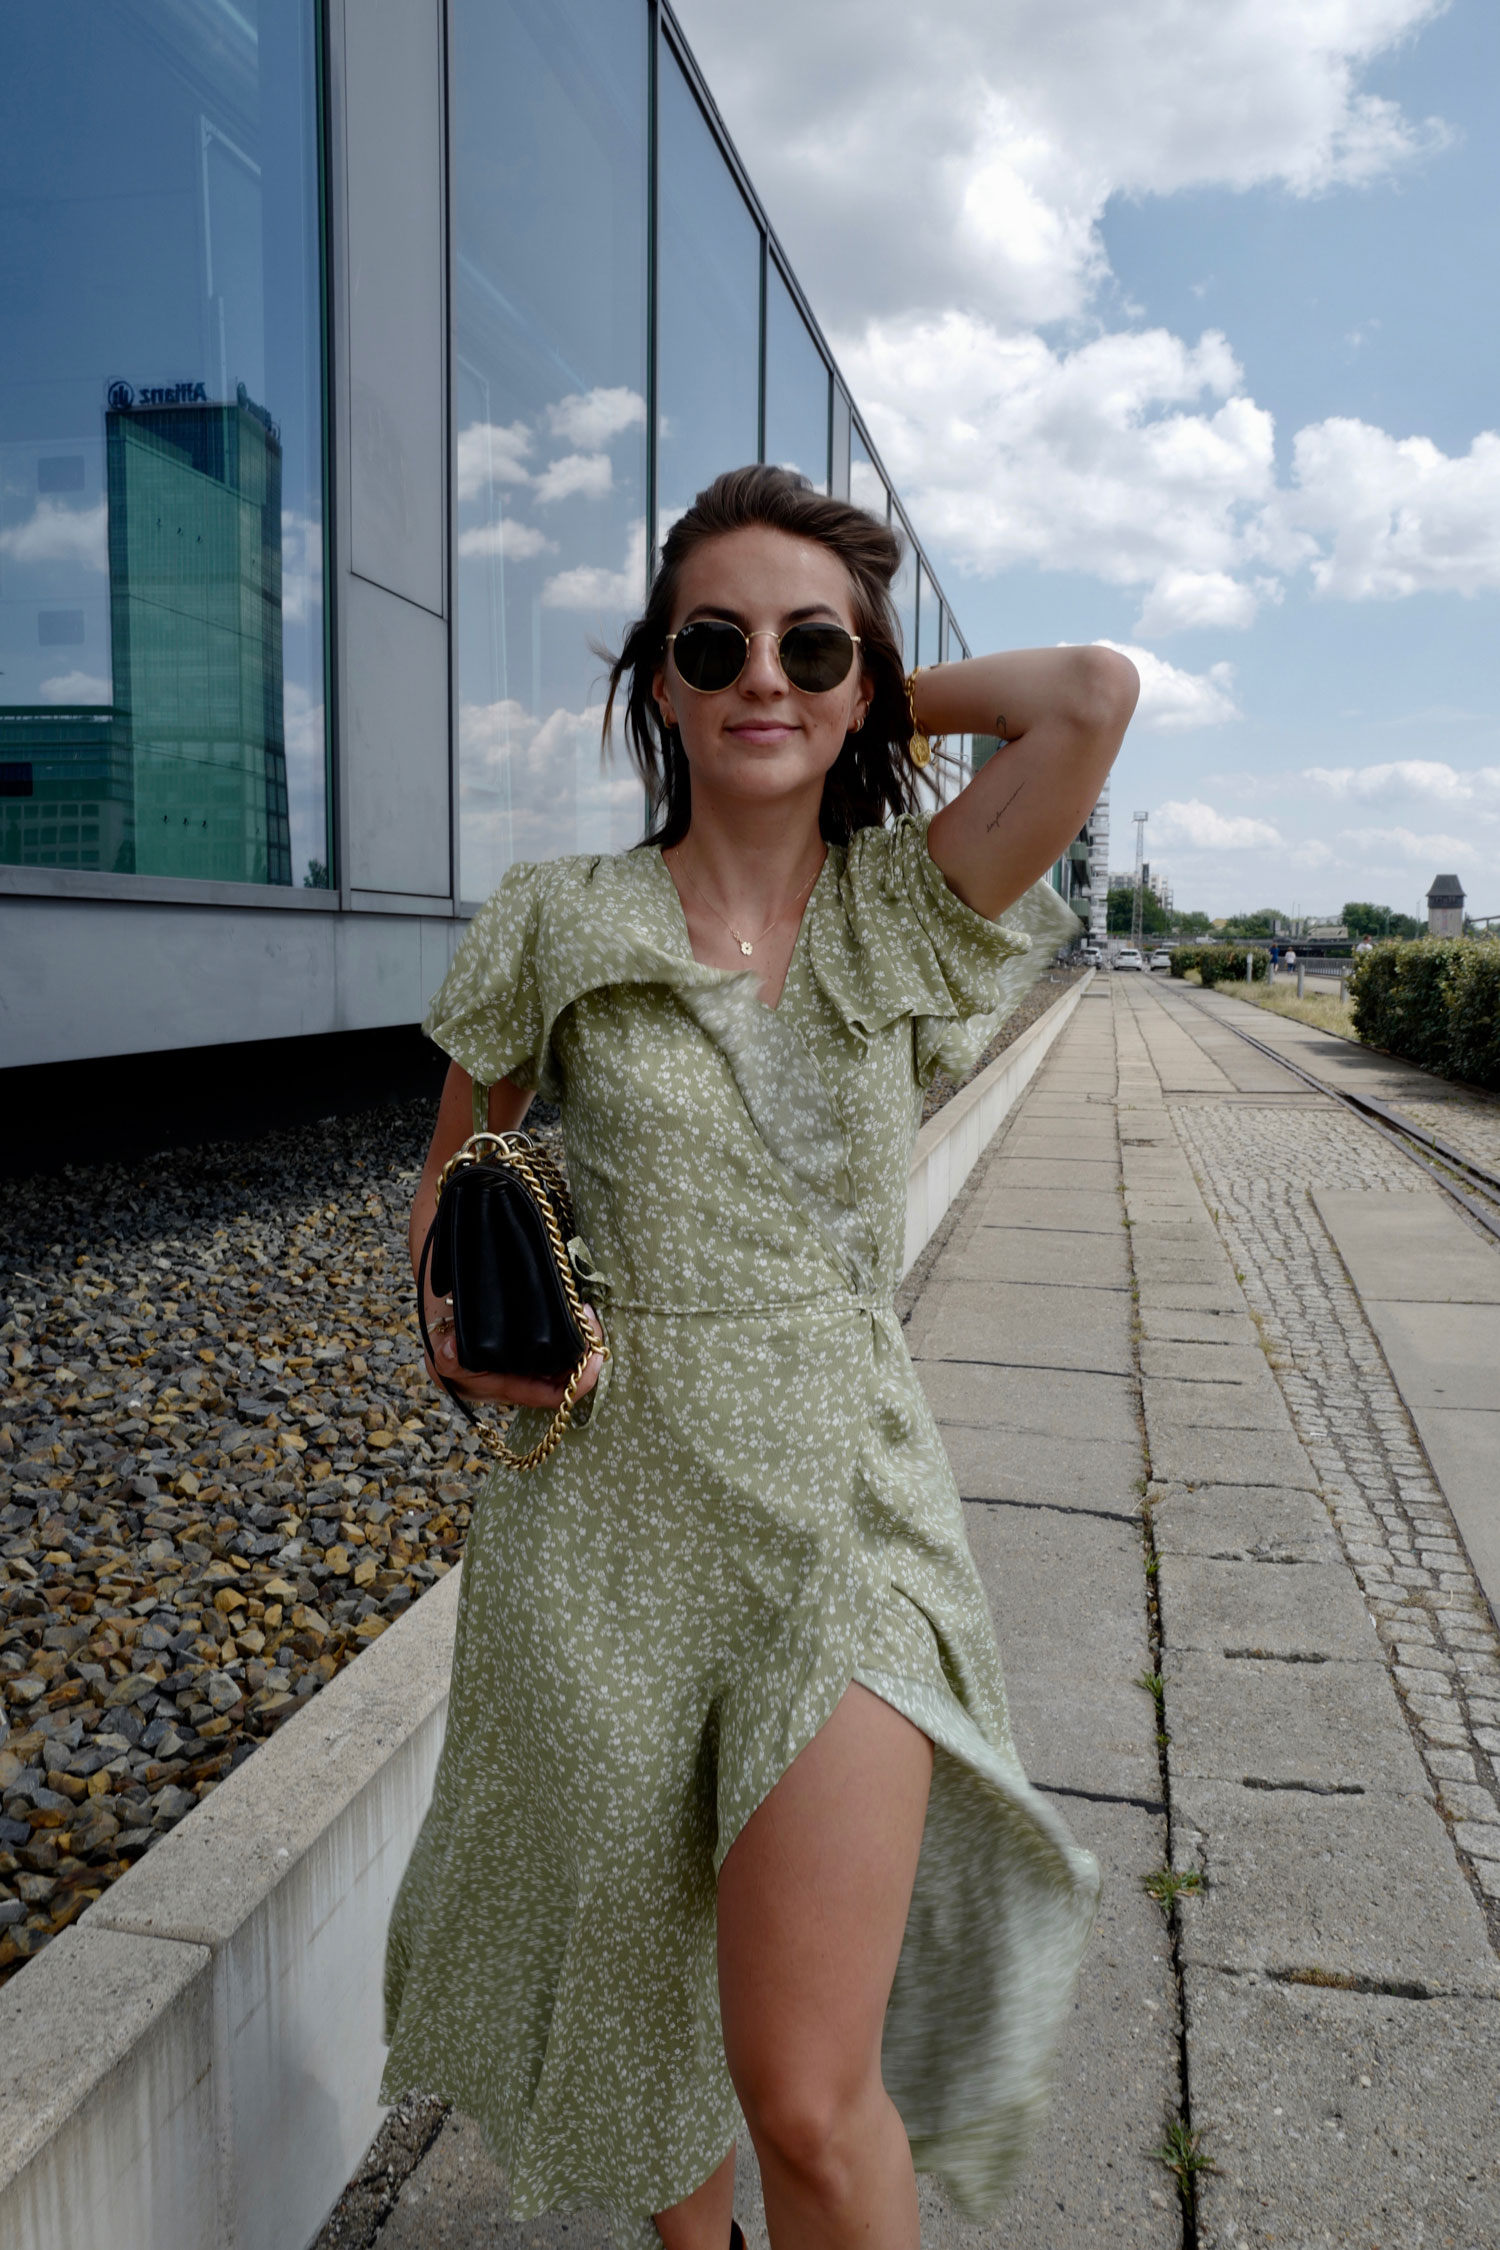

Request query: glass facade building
[{"left": 2, "top": 1, "right": 971, "bottom": 1076}]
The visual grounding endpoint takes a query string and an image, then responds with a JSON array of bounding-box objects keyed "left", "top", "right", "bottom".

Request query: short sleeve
[
  {"left": 825, "top": 814, "right": 1083, "bottom": 1083},
  {"left": 423, "top": 860, "right": 549, "bottom": 1092}
]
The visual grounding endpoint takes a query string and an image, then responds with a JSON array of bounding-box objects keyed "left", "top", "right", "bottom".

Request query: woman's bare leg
[
  {"left": 654, "top": 2143, "right": 736, "bottom": 2249},
  {"left": 717, "top": 1683, "right": 933, "bottom": 2249}
]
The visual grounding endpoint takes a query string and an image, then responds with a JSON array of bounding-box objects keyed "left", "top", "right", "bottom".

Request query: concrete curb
[
  {"left": 905, "top": 968, "right": 1095, "bottom": 1272},
  {"left": 0, "top": 969, "right": 1091, "bottom": 2250}
]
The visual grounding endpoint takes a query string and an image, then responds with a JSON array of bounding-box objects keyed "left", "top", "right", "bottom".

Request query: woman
[{"left": 383, "top": 467, "right": 1138, "bottom": 2248}]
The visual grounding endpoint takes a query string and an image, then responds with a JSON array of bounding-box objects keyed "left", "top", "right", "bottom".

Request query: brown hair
[{"left": 602, "top": 464, "right": 932, "bottom": 849}]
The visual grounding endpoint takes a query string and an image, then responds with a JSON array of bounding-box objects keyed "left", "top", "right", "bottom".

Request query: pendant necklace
[{"left": 670, "top": 849, "right": 824, "bottom": 957}]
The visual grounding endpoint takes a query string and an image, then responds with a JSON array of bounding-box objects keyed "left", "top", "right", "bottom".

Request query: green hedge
[
  {"left": 1349, "top": 939, "right": 1500, "bottom": 1087},
  {"left": 1169, "top": 945, "right": 1269, "bottom": 987}
]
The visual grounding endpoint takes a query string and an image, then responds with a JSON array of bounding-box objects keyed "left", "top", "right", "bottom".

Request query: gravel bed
[
  {"left": 0, "top": 1101, "right": 486, "bottom": 1986},
  {"left": 0, "top": 967, "right": 1077, "bottom": 1990},
  {"left": 920, "top": 965, "right": 1086, "bottom": 1125}
]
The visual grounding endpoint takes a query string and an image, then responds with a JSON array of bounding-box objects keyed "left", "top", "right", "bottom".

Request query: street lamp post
[{"left": 1131, "top": 811, "right": 1149, "bottom": 949}]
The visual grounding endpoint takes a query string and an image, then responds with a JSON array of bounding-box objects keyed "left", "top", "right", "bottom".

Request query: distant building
[
  {"left": 1428, "top": 874, "right": 1465, "bottom": 938},
  {"left": 1045, "top": 773, "right": 1107, "bottom": 943}
]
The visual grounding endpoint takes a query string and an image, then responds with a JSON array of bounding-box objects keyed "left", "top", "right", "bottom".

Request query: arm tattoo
[{"left": 986, "top": 780, "right": 1025, "bottom": 833}]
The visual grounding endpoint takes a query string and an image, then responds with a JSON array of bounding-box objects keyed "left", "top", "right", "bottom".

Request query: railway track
[{"left": 1176, "top": 992, "right": 1500, "bottom": 1244}]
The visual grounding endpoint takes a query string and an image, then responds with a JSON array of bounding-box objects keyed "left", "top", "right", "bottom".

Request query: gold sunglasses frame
[{"left": 665, "top": 620, "right": 862, "bottom": 695}]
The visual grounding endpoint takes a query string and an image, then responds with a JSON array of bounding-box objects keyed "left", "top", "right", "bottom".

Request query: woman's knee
[{"left": 733, "top": 2064, "right": 881, "bottom": 2204}]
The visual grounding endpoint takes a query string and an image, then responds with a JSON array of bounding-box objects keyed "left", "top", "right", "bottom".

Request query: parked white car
[
  {"left": 1149, "top": 948, "right": 1173, "bottom": 971},
  {"left": 1114, "top": 947, "right": 1146, "bottom": 971}
]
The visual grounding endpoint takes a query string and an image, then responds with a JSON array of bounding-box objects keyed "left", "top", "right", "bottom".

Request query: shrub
[
  {"left": 1348, "top": 938, "right": 1500, "bottom": 1088},
  {"left": 1176, "top": 945, "right": 1269, "bottom": 988},
  {"left": 1447, "top": 946, "right": 1500, "bottom": 1087}
]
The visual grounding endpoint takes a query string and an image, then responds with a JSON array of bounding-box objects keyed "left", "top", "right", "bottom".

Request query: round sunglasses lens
[
  {"left": 673, "top": 622, "right": 746, "bottom": 691},
  {"left": 780, "top": 624, "right": 856, "bottom": 692}
]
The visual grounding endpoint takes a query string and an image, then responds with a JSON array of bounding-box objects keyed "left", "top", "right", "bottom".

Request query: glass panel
[
  {"left": 938, "top": 605, "right": 950, "bottom": 663},
  {"left": 849, "top": 428, "right": 886, "bottom": 521},
  {"left": 657, "top": 53, "right": 760, "bottom": 540},
  {"left": 890, "top": 517, "right": 916, "bottom": 669},
  {"left": 831, "top": 388, "right": 851, "bottom": 501},
  {"left": 763, "top": 262, "right": 829, "bottom": 489},
  {"left": 0, "top": 3, "right": 327, "bottom": 887},
  {"left": 916, "top": 564, "right": 938, "bottom": 668},
  {"left": 453, "top": 0, "right": 649, "bottom": 897}
]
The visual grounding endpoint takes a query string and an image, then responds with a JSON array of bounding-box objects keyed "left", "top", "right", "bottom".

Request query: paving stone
[
  {"left": 939, "top": 1424, "right": 1145, "bottom": 1513},
  {"left": 1157, "top": 1555, "right": 1379, "bottom": 1662},
  {"left": 1143, "top": 1378, "right": 1292, "bottom": 1433},
  {"left": 971, "top": 1188, "right": 1124, "bottom": 1236},
  {"left": 1171, "top": 1780, "right": 1500, "bottom": 1993},
  {"left": 1146, "top": 1422, "right": 1318, "bottom": 1492},
  {"left": 918, "top": 1361, "right": 1140, "bottom": 1446},
  {"left": 1163, "top": 1648, "right": 1431, "bottom": 1797},
  {"left": 1148, "top": 1482, "right": 1340, "bottom": 1565},
  {"left": 908, "top": 1280, "right": 1133, "bottom": 1376},
  {"left": 940, "top": 1226, "right": 1132, "bottom": 1290},
  {"left": 1182, "top": 1971, "right": 1500, "bottom": 2250},
  {"left": 1137, "top": 1341, "right": 1270, "bottom": 1385},
  {"left": 986, "top": 1158, "right": 1121, "bottom": 1195},
  {"left": 967, "top": 1504, "right": 1157, "bottom": 1802}
]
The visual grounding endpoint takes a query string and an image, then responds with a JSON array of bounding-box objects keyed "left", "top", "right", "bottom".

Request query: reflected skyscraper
[
  {"left": 1, "top": 390, "right": 291, "bottom": 884},
  {"left": 106, "top": 389, "right": 290, "bottom": 885}
]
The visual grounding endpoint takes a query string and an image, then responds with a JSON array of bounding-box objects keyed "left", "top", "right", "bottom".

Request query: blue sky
[{"left": 678, "top": 0, "right": 1499, "bottom": 918}]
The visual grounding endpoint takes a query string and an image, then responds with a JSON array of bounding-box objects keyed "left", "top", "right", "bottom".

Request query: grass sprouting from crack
[
  {"left": 1145, "top": 1866, "right": 1204, "bottom": 1915},
  {"left": 1153, "top": 2116, "right": 1215, "bottom": 2205}
]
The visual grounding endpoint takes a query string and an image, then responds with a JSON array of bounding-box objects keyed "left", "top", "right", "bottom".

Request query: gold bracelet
[{"left": 903, "top": 667, "right": 938, "bottom": 769}]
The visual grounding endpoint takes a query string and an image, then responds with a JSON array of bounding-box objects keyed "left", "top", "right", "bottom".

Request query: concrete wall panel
[
  {"left": 343, "top": 0, "right": 446, "bottom": 614},
  {"left": 341, "top": 574, "right": 452, "bottom": 900},
  {"left": 0, "top": 895, "right": 464, "bottom": 1067}
]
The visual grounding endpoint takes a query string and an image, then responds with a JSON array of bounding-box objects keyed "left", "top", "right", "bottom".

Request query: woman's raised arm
[{"left": 922, "top": 646, "right": 1138, "bottom": 920}]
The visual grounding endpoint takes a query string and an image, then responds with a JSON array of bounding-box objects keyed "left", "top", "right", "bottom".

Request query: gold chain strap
[{"left": 432, "top": 1132, "right": 609, "bottom": 1472}]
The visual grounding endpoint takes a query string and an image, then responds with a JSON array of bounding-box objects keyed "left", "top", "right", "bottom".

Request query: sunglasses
[{"left": 666, "top": 619, "right": 861, "bottom": 695}]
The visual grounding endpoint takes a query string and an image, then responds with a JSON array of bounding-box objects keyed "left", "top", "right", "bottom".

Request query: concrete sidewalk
[{"left": 354, "top": 975, "right": 1500, "bottom": 2248}]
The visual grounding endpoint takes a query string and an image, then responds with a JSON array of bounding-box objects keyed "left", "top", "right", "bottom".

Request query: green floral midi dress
[{"left": 382, "top": 813, "right": 1099, "bottom": 2241}]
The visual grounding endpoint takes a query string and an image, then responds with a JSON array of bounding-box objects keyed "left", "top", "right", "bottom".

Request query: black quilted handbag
[{"left": 415, "top": 1131, "right": 607, "bottom": 1471}]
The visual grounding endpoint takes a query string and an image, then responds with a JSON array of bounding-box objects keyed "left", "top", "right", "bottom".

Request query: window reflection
[
  {"left": 453, "top": 0, "right": 650, "bottom": 899},
  {"left": 891, "top": 516, "right": 916, "bottom": 668},
  {"left": 764, "top": 263, "right": 829, "bottom": 490},
  {"left": 657, "top": 50, "right": 760, "bottom": 541},
  {"left": 0, "top": 1, "right": 327, "bottom": 886},
  {"left": 831, "top": 390, "right": 852, "bottom": 501},
  {"left": 916, "top": 565, "right": 938, "bottom": 668},
  {"left": 850, "top": 429, "right": 887, "bottom": 524}
]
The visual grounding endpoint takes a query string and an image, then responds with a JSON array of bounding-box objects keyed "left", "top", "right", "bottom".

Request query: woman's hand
[
  {"left": 922, "top": 646, "right": 1139, "bottom": 920},
  {"left": 421, "top": 1309, "right": 604, "bottom": 1410}
]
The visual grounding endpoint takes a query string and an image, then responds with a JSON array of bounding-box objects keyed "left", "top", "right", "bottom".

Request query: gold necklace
[{"left": 669, "top": 849, "right": 824, "bottom": 957}]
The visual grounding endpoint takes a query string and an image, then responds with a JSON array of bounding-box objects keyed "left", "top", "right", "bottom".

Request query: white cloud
[
  {"left": 1134, "top": 569, "right": 1266, "bottom": 637},
  {"left": 1307, "top": 760, "right": 1500, "bottom": 805},
  {"left": 546, "top": 388, "right": 647, "bottom": 449},
  {"left": 1089, "top": 641, "right": 1242, "bottom": 730},
  {"left": 1283, "top": 421, "right": 1500, "bottom": 599},
  {"left": 1150, "top": 799, "right": 1283, "bottom": 851},
  {"left": 456, "top": 518, "right": 555, "bottom": 562},
  {"left": 39, "top": 669, "right": 110, "bottom": 705},
  {"left": 671, "top": 1, "right": 1473, "bottom": 636},
  {"left": 455, "top": 420, "right": 533, "bottom": 502},
  {"left": 0, "top": 497, "right": 108, "bottom": 571},
  {"left": 673, "top": 0, "right": 1448, "bottom": 334},
  {"left": 1338, "top": 823, "right": 1478, "bottom": 862},
  {"left": 533, "top": 452, "right": 614, "bottom": 506},
  {"left": 842, "top": 317, "right": 1275, "bottom": 622},
  {"left": 280, "top": 510, "right": 323, "bottom": 627},
  {"left": 542, "top": 520, "right": 647, "bottom": 614}
]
